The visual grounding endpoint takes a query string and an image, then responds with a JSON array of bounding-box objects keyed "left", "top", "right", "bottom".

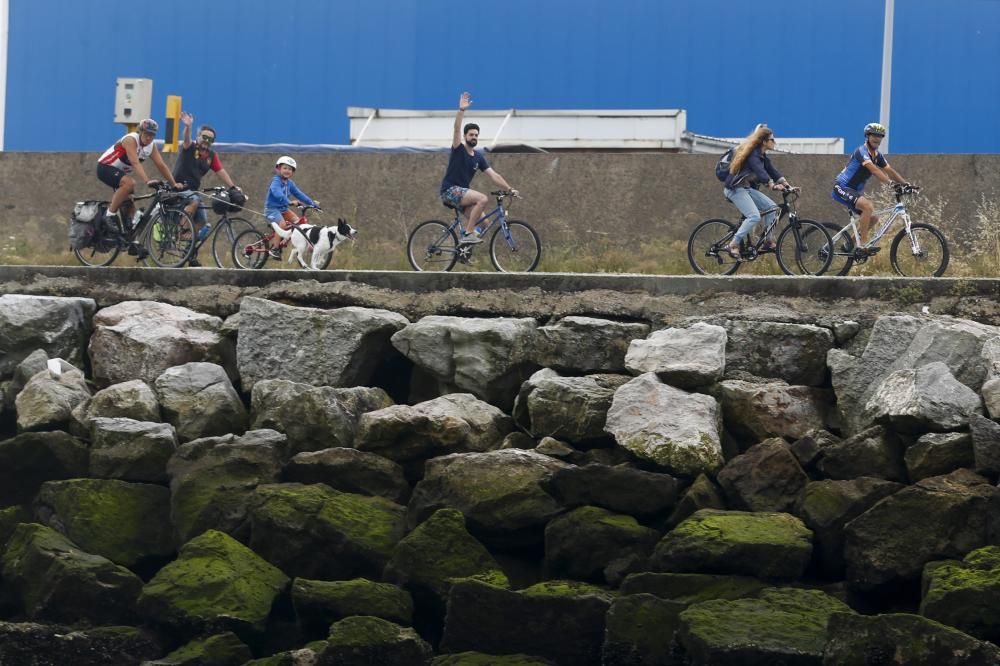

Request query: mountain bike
[
  {"left": 73, "top": 182, "right": 195, "bottom": 268},
  {"left": 189, "top": 186, "right": 256, "bottom": 268},
  {"left": 687, "top": 188, "right": 833, "bottom": 276},
  {"left": 407, "top": 190, "right": 541, "bottom": 272},
  {"left": 815, "top": 184, "right": 949, "bottom": 277},
  {"left": 231, "top": 203, "right": 330, "bottom": 269}
]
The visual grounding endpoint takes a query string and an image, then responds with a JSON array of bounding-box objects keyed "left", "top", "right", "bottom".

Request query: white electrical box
[{"left": 114, "top": 77, "right": 153, "bottom": 124}]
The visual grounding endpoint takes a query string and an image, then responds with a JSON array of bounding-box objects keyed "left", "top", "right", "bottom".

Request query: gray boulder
[
  {"left": 543, "top": 463, "right": 680, "bottom": 518},
  {"left": 823, "top": 611, "right": 1000, "bottom": 666},
  {"left": 544, "top": 505, "right": 660, "bottom": 585},
  {"left": 251, "top": 380, "right": 393, "bottom": 455},
  {"left": 0, "top": 294, "right": 94, "bottom": 379},
  {"left": 355, "top": 393, "right": 512, "bottom": 464},
  {"left": 244, "top": 483, "right": 405, "bottom": 580},
  {"left": 605, "top": 373, "right": 723, "bottom": 477},
  {"left": 15, "top": 366, "right": 91, "bottom": 432},
  {"left": 970, "top": 412, "right": 1000, "bottom": 475},
  {"left": 534, "top": 316, "right": 650, "bottom": 373},
  {"left": 0, "top": 430, "right": 89, "bottom": 505},
  {"left": 624, "top": 323, "right": 727, "bottom": 388},
  {"left": 795, "top": 478, "right": 904, "bottom": 576},
  {"left": 441, "top": 579, "right": 614, "bottom": 666},
  {"left": 514, "top": 373, "right": 629, "bottom": 443},
  {"left": 89, "top": 301, "right": 234, "bottom": 387},
  {"left": 715, "top": 380, "right": 832, "bottom": 442},
  {"left": 2, "top": 349, "right": 50, "bottom": 415},
  {"left": 390, "top": 315, "right": 539, "bottom": 411},
  {"left": 716, "top": 438, "right": 810, "bottom": 512},
  {"left": 666, "top": 474, "right": 727, "bottom": 528},
  {"left": 284, "top": 448, "right": 409, "bottom": 504},
  {"left": 166, "top": 429, "right": 286, "bottom": 544},
  {"left": 815, "top": 425, "right": 908, "bottom": 482},
  {"left": 237, "top": 297, "right": 409, "bottom": 391},
  {"left": 406, "top": 449, "right": 570, "bottom": 548},
  {"left": 1, "top": 523, "right": 142, "bottom": 625},
  {"left": 71, "top": 379, "right": 161, "bottom": 434},
  {"left": 650, "top": 509, "right": 813, "bottom": 580},
  {"left": 844, "top": 469, "right": 1000, "bottom": 590},
  {"left": 724, "top": 320, "right": 833, "bottom": 386},
  {"left": 905, "top": 432, "right": 975, "bottom": 482},
  {"left": 983, "top": 377, "right": 1000, "bottom": 419},
  {"left": 865, "top": 361, "right": 983, "bottom": 432},
  {"left": 89, "top": 417, "right": 178, "bottom": 484},
  {"left": 155, "top": 362, "right": 248, "bottom": 443}
]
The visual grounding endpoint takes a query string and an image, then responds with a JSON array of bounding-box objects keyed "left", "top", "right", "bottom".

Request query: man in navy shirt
[
  {"left": 831, "top": 122, "right": 909, "bottom": 247},
  {"left": 440, "top": 91, "right": 517, "bottom": 243}
]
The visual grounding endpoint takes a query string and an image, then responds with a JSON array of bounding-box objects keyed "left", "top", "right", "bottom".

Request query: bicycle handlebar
[
  {"left": 893, "top": 183, "right": 920, "bottom": 195},
  {"left": 491, "top": 189, "right": 521, "bottom": 199}
]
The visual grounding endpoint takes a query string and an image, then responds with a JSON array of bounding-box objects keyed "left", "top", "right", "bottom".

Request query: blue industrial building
[{"left": 3, "top": 0, "right": 998, "bottom": 153}]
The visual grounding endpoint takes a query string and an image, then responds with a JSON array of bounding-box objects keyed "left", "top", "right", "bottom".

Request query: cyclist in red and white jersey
[{"left": 96, "top": 118, "right": 180, "bottom": 234}]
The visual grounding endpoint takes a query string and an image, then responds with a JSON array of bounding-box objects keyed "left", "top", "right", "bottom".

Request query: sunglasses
[{"left": 199, "top": 134, "right": 216, "bottom": 144}]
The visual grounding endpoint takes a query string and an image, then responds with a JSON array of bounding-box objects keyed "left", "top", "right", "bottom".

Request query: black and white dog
[{"left": 271, "top": 218, "right": 357, "bottom": 269}]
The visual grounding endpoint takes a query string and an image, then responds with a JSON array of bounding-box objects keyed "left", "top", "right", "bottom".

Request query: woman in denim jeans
[{"left": 723, "top": 125, "right": 793, "bottom": 259}]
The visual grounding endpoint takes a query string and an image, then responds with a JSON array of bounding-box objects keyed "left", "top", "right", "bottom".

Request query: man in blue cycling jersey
[
  {"left": 831, "top": 122, "right": 909, "bottom": 248},
  {"left": 440, "top": 91, "right": 518, "bottom": 244}
]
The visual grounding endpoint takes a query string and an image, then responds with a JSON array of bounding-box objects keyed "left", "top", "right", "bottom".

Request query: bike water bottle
[
  {"left": 197, "top": 224, "right": 211, "bottom": 242},
  {"left": 474, "top": 224, "right": 483, "bottom": 236},
  {"left": 131, "top": 210, "right": 142, "bottom": 229}
]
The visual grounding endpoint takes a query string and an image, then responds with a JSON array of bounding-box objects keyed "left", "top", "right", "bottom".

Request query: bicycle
[
  {"left": 189, "top": 186, "right": 256, "bottom": 268},
  {"left": 231, "top": 203, "right": 331, "bottom": 270},
  {"left": 687, "top": 188, "right": 833, "bottom": 276},
  {"left": 815, "top": 184, "right": 949, "bottom": 277},
  {"left": 73, "top": 182, "right": 195, "bottom": 268},
  {"left": 406, "top": 190, "right": 541, "bottom": 272}
]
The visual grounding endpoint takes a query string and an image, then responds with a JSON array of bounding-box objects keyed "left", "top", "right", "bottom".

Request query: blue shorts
[
  {"left": 832, "top": 183, "right": 862, "bottom": 214},
  {"left": 178, "top": 191, "right": 209, "bottom": 225},
  {"left": 440, "top": 186, "right": 468, "bottom": 208}
]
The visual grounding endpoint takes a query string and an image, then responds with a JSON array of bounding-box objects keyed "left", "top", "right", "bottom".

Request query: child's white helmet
[{"left": 275, "top": 156, "right": 297, "bottom": 170}]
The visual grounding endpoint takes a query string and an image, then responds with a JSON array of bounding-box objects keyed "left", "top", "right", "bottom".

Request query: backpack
[{"left": 715, "top": 147, "right": 735, "bottom": 182}]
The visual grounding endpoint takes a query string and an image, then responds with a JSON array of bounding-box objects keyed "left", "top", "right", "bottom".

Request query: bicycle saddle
[{"left": 442, "top": 200, "right": 460, "bottom": 211}]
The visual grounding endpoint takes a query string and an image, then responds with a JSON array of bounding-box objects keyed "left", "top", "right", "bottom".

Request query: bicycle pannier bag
[
  {"left": 68, "top": 201, "right": 107, "bottom": 250},
  {"left": 72, "top": 200, "right": 102, "bottom": 223},
  {"left": 715, "top": 148, "right": 735, "bottom": 182}
]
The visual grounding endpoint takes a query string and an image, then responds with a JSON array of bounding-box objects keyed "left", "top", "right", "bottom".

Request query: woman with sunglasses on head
[
  {"left": 173, "top": 111, "right": 243, "bottom": 266},
  {"left": 723, "top": 124, "right": 793, "bottom": 260}
]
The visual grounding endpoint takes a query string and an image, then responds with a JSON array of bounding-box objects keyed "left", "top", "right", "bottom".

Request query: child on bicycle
[{"left": 265, "top": 156, "right": 320, "bottom": 258}]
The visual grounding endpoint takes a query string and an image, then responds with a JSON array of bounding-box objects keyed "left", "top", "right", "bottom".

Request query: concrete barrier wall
[{"left": 4, "top": 152, "right": 999, "bottom": 261}]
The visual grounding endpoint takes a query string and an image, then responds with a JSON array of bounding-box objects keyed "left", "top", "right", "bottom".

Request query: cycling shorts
[
  {"left": 97, "top": 163, "right": 127, "bottom": 190},
  {"left": 831, "top": 183, "right": 862, "bottom": 214}
]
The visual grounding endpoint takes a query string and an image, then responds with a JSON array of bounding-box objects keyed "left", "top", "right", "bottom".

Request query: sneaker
[
  {"left": 268, "top": 247, "right": 282, "bottom": 259},
  {"left": 129, "top": 243, "right": 149, "bottom": 261},
  {"left": 459, "top": 231, "right": 483, "bottom": 244},
  {"left": 187, "top": 257, "right": 202, "bottom": 268}
]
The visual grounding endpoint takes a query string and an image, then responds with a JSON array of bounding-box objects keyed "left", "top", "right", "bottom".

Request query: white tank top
[{"left": 98, "top": 132, "right": 154, "bottom": 172}]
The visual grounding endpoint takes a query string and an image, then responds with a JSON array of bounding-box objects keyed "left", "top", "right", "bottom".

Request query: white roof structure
[{"left": 348, "top": 107, "right": 844, "bottom": 154}]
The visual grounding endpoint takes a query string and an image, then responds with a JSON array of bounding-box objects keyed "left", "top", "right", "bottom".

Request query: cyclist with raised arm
[
  {"left": 173, "top": 112, "right": 242, "bottom": 266},
  {"left": 440, "top": 91, "right": 518, "bottom": 244},
  {"left": 723, "top": 124, "right": 792, "bottom": 259},
  {"left": 96, "top": 118, "right": 180, "bottom": 258},
  {"left": 832, "top": 122, "right": 910, "bottom": 250}
]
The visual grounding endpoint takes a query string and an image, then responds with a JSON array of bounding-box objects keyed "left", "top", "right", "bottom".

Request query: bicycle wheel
[
  {"left": 890, "top": 222, "right": 949, "bottom": 277},
  {"left": 490, "top": 220, "right": 541, "bottom": 272},
  {"left": 232, "top": 228, "right": 270, "bottom": 269},
  {"left": 407, "top": 220, "right": 459, "bottom": 271},
  {"left": 687, "top": 219, "right": 740, "bottom": 275},
  {"left": 820, "top": 222, "right": 856, "bottom": 276},
  {"left": 144, "top": 207, "right": 195, "bottom": 268},
  {"left": 211, "top": 216, "right": 256, "bottom": 268},
  {"left": 776, "top": 219, "right": 833, "bottom": 276},
  {"left": 74, "top": 217, "right": 122, "bottom": 267}
]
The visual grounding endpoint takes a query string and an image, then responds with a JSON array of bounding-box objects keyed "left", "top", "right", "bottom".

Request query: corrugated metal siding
[{"left": 5, "top": 0, "right": 998, "bottom": 152}]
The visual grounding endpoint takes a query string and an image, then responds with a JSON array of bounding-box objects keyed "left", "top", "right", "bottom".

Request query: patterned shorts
[{"left": 440, "top": 186, "right": 468, "bottom": 208}]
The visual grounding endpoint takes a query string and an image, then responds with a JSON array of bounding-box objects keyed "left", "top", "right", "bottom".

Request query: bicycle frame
[
  {"left": 734, "top": 190, "right": 798, "bottom": 257},
  {"left": 830, "top": 188, "right": 919, "bottom": 252}
]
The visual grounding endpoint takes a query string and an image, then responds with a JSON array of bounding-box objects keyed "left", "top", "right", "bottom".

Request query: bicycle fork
[{"left": 900, "top": 213, "right": 923, "bottom": 256}]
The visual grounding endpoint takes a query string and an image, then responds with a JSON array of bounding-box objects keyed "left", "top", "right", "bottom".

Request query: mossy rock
[
  {"left": 619, "top": 572, "right": 767, "bottom": 606},
  {"left": 651, "top": 509, "right": 813, "bottom": 580},
  {"left": 34, "top": 479, "right": 173, "bottom": 567},
  {"left": 137, "top": 529, "right": 289, "bottom": 637},
  {"left": 0, "top": 622, "right": 162, "bottom": 665},
  {"left": 679, "top": 587, "right": 853, "bottom": 664},
  {"left": 602, "top": 593, "right": 686, "bottom": 666},
  {"left": 520, "top": 580, "right": 614, "bottom": 600},
  {"left": 431, "top": 653, "right": 555, "bottom": 665},
  {"left": 146, "top": 631, "right": 252, "bottom": 665},
  {"left": 246, "top": 483, "right": 405, "bottom": 580},
  {"left": 0, "top": 505, "right": 31, "bottom": 550},
  {"left": 241, "top": 642, "right": 326, "bottom": 666},
  {"left": 823, "top": 611, "right": 1000, "bottom": 665},
  {"left": 317, "top": 616, "right": 432, "bottom": 666},
  {"left": 1, "top": 523, "right": 142, "bottom": 625},
  {"left": 920, "top": 545, "right": 1000, "bottom": 643},
  {"left": 292, "top": 577, "right": 413, "bottom": 630}
]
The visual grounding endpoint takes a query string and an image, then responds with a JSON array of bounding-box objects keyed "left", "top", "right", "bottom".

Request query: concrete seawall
[{"left": 4, "top": 152, "right": 999, "bottom": 262}]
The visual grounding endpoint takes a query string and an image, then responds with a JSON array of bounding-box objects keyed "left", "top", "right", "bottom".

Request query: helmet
[
  {"left": 138, "top": 118, "right": 159, "bottom": 135},
  {"left": 864, "top": 122, "right": 887, "bottom": 137},
  {"left": 275, "top": 155, "right": 297, "bottom": 170}
]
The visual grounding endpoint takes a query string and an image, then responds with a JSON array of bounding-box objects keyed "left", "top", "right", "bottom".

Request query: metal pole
[
  {"left": 879, "top": 0, "right": 895, "bottom": 153},
  {"left": 0, "top": 0, "right": 8, "bottom": 151}
]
